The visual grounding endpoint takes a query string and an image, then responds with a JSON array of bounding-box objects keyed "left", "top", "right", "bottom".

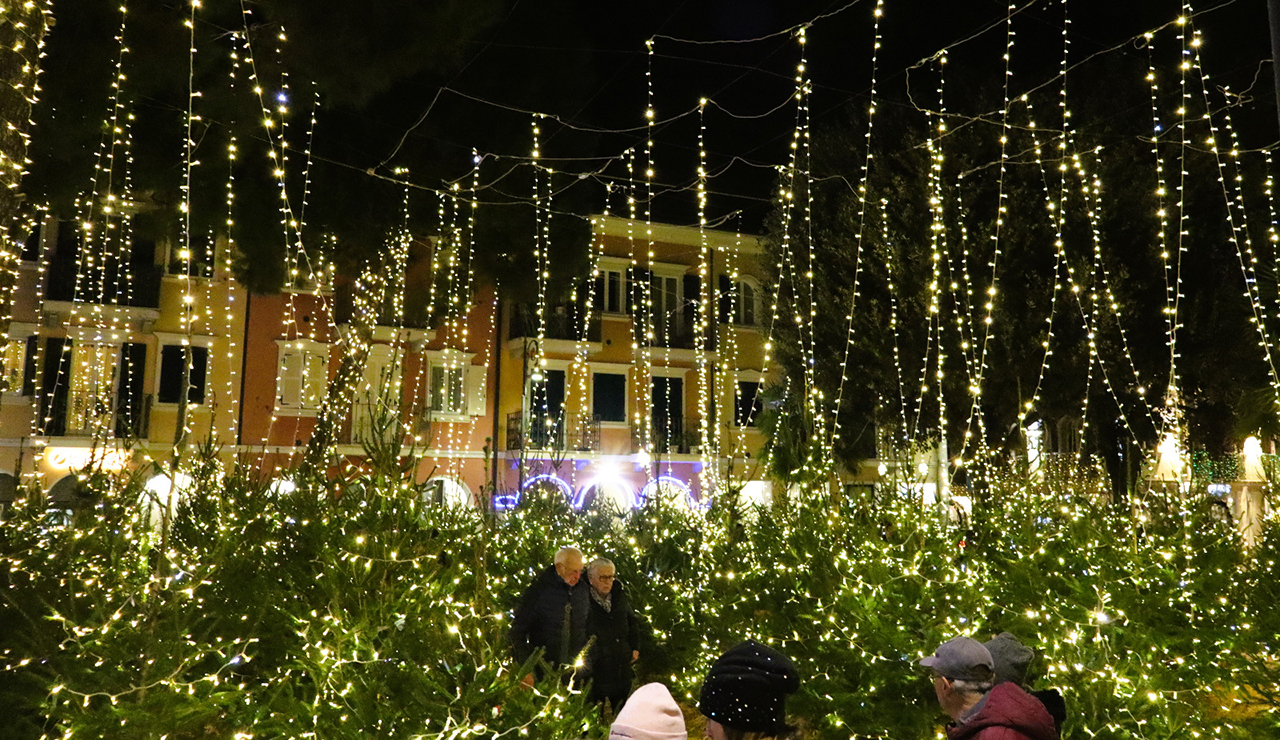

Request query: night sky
[{"left": 401, "top": 0, "right": 1275, "bottom": 229}]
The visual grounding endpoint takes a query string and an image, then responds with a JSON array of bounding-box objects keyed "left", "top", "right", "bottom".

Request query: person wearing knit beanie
[
  {"left": 609, "top": 682, "right": 687, "bottom": 740},
  {"left": 698, "top": 640, "right": 800, "bottom": 740},
  {"left": 984, "top": 632, "right": 1034, "bottom": 685}
]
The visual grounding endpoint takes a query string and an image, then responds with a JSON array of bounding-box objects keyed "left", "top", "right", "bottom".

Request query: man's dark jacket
[
  {"left": 509, "top": 566, "right": 589, "bottom": 667},
  {"left": 584, "top": 579, "right": 641, "bottom": 699}
]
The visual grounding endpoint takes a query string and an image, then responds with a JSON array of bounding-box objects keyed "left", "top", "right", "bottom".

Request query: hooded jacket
[
  {"left": 509, "top": 566, "right": 590, "bottom": 667},
  {"left": 947, "top": 682, "right": 1059, "bottom": 740}
]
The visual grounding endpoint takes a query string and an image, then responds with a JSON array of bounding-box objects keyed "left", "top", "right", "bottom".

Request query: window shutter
[
  {"left": 628, "top": 267, "right": 650, "bottom": 316},
  {"left": 277, "top": 351, "right": 300, "bottom": 407},
  {"left": 305, "top": 352, "right": 328, "bottom": 408},
  {"left": 466, "top": 364, "right": 487, "bottom": 416},
  {"left": 717, "top": 275, "right": 732, "bottom": 323},
  {"left": 22, "top": 335, "right": 39, "bottom": 396},
  {"left": 682, "top": 274, "right": 700, "bottom": 336},
  {"left": 741, "top": 282, "right": 756, "bottom": 326}
]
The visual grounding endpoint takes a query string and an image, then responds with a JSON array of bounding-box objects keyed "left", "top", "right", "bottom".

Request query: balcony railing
[
  {"left": 509, "top": 305, "right": 602, "bottom": 343},
  {"left": 648, "top": 321, "right": 715, "bottom": 351},
  {"left": 506, "top": 410, "right": 600, "bottom": 452},
  {"left": 634, "top": 415, "right": 694, "bottom": 454},
  {"left": 37, "top": 392, "right": 152, "bottom": 439}
]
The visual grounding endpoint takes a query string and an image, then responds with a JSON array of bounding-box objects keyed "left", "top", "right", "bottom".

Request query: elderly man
[
  {"left": 583, "top": 558, "right": 641, "bottom": 711},
  {"left": 919, "top": 636, "right": 1058, "bottom": 740},
  {"left": 510, "top": 546, "right": 589, "bottom": 686}
]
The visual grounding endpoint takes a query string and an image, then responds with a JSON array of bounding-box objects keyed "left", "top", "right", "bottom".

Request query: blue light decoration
[
  {"left": 640, "top": 476, "right": 697, "bottom": 509},
  {"left": 503, "top": 473, "right": 574, "bottom": 511},
  {"left": 492, "top": 493, "right": 521, "bottom": 512}
]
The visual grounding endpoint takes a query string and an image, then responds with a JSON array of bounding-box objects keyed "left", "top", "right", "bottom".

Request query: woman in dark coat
[{"left": 584, "top": 558, "right": 641, "bottom": 711}]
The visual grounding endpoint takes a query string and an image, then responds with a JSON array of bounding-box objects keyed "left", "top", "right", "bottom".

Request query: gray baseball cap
[{"left": 919, "top": 636, "right": 995, "bottom": 681}]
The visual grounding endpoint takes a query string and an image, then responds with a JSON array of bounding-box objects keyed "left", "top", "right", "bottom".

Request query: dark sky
[
  {"left": 413, "top": 0, "right": 1276, "bottom": 230},
  {"left": 28, "top": 0, "right": 1277, "bottom": 235}
]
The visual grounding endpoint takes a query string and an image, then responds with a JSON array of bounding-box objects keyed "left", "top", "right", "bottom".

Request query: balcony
[
  {"left": 648, "top": 321, "right": 715, "bottom": 351},
  {"left": 45, "top": 253, "right": 163, "bottom": 309},
  {"left": 506, "top": 410, "right": 600, "bottom": 452},
  {"left": 634, "top": 415, "right": 697, "bottom": 455},
  {"left": 38, "top": 391, "right": 151, "bottom": 439},
  {"left": 509, "top": 304, "right": 601, "bottom": 343}
]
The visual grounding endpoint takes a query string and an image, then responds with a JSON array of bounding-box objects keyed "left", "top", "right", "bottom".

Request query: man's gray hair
[
  {"left": 587, "top": 558, "right": 614, "bottom": 576},
  {"left": 949, "top": 677, "right": 995, "bottom": 696},
  {"left": 554, "top": 546, "right": 583, "bottom": 565}
]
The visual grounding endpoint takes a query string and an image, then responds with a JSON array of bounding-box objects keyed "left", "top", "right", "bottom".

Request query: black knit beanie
[{"left": 698, "top": 640, "right": 800, "bottom": 735}]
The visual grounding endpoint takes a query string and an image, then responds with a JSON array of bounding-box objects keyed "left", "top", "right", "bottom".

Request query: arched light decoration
[
  {"left": 1241, "top": 436, "right": 1265, "bottom": 481},
  {"left": 423, "top": 477, "right": 473, "bottom": 509},
  {"left": 737, "top": 480, "right": 773, "bottom": 509},
  {"left": 573, "top": 477, "right": 638, "bottom": 512},
  {"left": 947, "top": 494, "right": 974, "bottom": 526},
  {"left": 640, "top": 476, "right": 695, "bottom": 508},
  {"left": 1153, "top": 432, "right": 1184, "bottom": 482},
  {"left": 140, "top": 472, "right": 195, "bottom": 533},
  {"left": 521, "top": 474, "right": 572, "bottom": 503}
]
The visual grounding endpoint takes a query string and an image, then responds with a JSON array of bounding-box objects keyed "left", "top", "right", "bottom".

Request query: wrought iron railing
[{"left": 507, "top": 410, "right": 600, "bottom": 452}]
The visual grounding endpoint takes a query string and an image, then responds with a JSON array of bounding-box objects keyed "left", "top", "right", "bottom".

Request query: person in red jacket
[{"left": 919, "top": 636, "right": 1059, "bottom": 740}]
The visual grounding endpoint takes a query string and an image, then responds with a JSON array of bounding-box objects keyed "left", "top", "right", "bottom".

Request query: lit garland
[
  {"left": 830, "top": 0, "right": 884, "bottom": 456},
  {"left": 1184, "top": 14, "right": 1280, "bottom": 408},
  {"left": 960, "top": 0, "right": 1019, "bottom": 454},
  {"left": 2, "top": 457, "right": 1276, "bottom": 738}
]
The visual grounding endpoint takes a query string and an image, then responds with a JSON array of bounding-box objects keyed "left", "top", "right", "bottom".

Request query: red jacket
[{"left": 947, "top": 683, "right": 1060, "bottom": 740}]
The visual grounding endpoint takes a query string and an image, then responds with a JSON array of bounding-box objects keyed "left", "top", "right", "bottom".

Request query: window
[
  {"left": 718, "top": 276, "right": 760, "bottom": 327},
  {"left": 528, "top": 368, "right": 566, "bottom": 448},
  {"left": 158, "top": 345, "right": 208, "bottom": 404},
  {"left": 353, "top": 345, "right": 402, "bottom": 440},
  {"left": 66, "top": 343, "right": 120, "bottom": 433},
  {"left": 593, "top": 267, "right": 627, "bottom": 314},
  {"left": 115, "top": 343, "right": 147, "bottom": 437},
  {"left": 531, "top": 369, "right": 565, "bottom": 419},
  {"left": 593, "top": 372, "right": 626, "bottom": 423},
  {"left": 277, "top": 345, "right": 329, "bottom": 410},
  {"left": 647, "top": 274, "right": 682, "bottom": 345},
  {"left": 429, "top": 362, "right": 466, "bottom": 415},
  {"left": 2, "top": 336, "right": 37, "bottom": 396},
  {"left": 651, "top": 375, "right": 684, "bottom": 449},
  {"left": 735, "top": 380, "right": 762, "bottom": 427},
  {"left": 21, "top": 226, "right": 42, "bottom": 261}
]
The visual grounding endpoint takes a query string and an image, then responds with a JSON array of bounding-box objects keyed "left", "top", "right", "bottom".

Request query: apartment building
[
  {"left": 495, "top": 215, "right": 774, "bottom": 509},
  {"left": 0, "top": 214, "right": 778, "bottom": 511}
]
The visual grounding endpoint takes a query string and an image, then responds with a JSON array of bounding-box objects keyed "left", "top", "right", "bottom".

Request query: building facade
[{"left": 0, "top": 214, "right": 779, "bottom": 511}]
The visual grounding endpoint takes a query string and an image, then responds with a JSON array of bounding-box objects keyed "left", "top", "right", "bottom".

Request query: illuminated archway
[
  {"left": 140, "top": 472, "right": 195, "bottom": 532},
  {"left": 423, "top": 477, "right": 473, "bottom": 508},
  {"left": 640, "top": 476, "right": 695, "bottom": 508},
  {"left": 737, "top": 480, "right": 773, "bottom": 509},
  {"left": 573, "top": 477, "right": 638, "bottom": 511},
  {"left": 519, "top": 474, "right": 572, "bottom": 507}
]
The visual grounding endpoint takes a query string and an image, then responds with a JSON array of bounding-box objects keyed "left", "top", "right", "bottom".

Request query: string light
[{"left": 830, "top": 0, "right": 884, "bottom": 453}]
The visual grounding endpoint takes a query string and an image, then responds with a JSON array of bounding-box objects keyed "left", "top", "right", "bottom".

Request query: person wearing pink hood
[
  {"left": 608, "top": 682, "right": 687, "bottom": 740},
  {"left": 919, "top": 636, "right": 1059, "bottom": 740}
]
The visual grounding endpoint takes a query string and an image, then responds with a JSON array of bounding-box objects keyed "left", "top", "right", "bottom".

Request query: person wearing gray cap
[{"left": 919, "top": 635, "right": 1058, "bottom": 740}]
